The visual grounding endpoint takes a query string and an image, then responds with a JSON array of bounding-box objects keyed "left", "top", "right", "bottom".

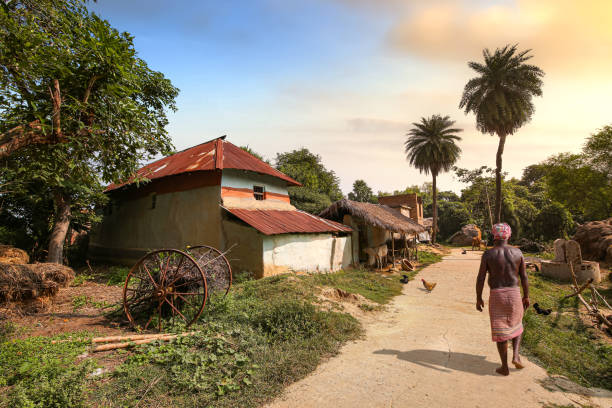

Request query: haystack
[
  {"left": 0, "top": 245, "right": 30, "bottom": 264},
  {"left": 0, "top": 263, "right": 74, "bottom": 302}
]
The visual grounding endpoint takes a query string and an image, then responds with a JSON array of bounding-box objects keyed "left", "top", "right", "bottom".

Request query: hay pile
[
  {"left": 0, "top": 245, "right": 30, "bottom": 264},
  {"left": 0, "top": 263, "right": 74, "bottom": 301}
]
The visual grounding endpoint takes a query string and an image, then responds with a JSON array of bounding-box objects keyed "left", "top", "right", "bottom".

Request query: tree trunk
[
  {"left": 47, "top": 191, "right": 71, "bottom": 264},
  {"left": 431, "top": 173, "right": 437, "bottom": 244},
  {"left": 494, "top": 133, "right": 507, "bottom": 224}
]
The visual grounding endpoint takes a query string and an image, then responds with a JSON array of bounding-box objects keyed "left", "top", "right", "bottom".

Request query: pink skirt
[{"left": 489, "top": 286, "right": 524, "bottom": 342}]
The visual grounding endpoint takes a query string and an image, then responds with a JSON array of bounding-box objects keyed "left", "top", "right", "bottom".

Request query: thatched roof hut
[{"left": 319, "top": 199, "right": 425, "bottom": 235}]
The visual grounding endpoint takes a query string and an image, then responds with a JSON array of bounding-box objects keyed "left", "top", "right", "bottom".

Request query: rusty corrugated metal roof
[
  {"left": 106, "top": 137, "right": 301, "bottom": 191},
  {"left": 224, "top": 207, "right": 353, "bottom": 235}
]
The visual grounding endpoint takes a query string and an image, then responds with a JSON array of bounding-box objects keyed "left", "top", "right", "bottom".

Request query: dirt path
[{"left": 268, "top": 249, "right": 612, "bottom": 408}]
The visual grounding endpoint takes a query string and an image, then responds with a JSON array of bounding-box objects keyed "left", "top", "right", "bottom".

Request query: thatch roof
[{"left": 319, "top": 199, "right": 425, "bottom": 235}]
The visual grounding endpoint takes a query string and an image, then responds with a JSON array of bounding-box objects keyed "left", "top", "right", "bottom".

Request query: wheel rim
[
  {"left": 123, "top": 249, "right": 207, "bottom": 331},
  {"left": 186, "top": 245, "right": 232, "bottom": 298}
]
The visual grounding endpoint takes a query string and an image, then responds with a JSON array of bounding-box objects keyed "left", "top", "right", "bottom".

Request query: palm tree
[
  {"left": 405, "top": 115, "right": 462, "bottom": 244},
  {"left": 460, "top": 44, "right": 544, "bottom": 223}
]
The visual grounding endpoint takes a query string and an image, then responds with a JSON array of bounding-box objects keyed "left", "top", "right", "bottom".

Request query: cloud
[
  {"left": 346, "top": 118, "right": 410, "bottom": 132},
  {"left": 387, "top": 0, "right": 612, "bottom": 77}
]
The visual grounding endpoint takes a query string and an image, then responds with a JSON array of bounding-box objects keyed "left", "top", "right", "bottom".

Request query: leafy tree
[
  {"left": 460, "top": 44, "right": 544, "bottom": 223},
  {"left": 275, "top": 148, "right": 343, "bottom": 213},
  {"left": 405, "top": 115, "right": 462, "bottom": 243},
  {"left": 0, "top": 0, "right": 179, "bottom": 263},
  {"left": 583, "top": 125, "right": 612, "bottom": 177},
  {"left": 285, "top": 186, "right": 332, "bottom": 215},
  {"left": 436, "top": 201, "right": 473, "bottom": 241},
  {"left": 348, "top": 179, "right": 376, "bottom": 203},
  {"left": 533, "top": 201, "right": 574, "bottom": 241},
  {"left": 542, "top": 153, "right": 611, "bottom": 222}
]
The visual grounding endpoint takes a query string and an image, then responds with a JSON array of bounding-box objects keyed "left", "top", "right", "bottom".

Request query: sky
[{"left": 90, "top": 0, "right": 612, "bottom": 195}]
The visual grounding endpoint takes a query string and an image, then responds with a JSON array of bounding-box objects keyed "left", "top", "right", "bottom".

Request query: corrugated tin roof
[
  {"left": 224, "top": 207, "right": 353, "bottom": 235},
  {"left": 106, "top": 137, "right": 301, "bottom": 191}
]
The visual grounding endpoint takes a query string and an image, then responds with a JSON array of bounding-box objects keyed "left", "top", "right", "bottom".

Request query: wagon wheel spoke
[
  {"left": 186, "top": 245, "right": 232, "bottom": 298},
  {"left": 141, "top": 264, "right": 159, "bottom": 289},
  {"left": 164, "top": 298, "right": 187, "bottom": 322},
  {"left": 123, "top": 249, "right": 207, "bottom": 332}
]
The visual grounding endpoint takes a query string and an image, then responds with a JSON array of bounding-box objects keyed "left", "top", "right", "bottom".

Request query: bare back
[{"left": 482, "top": 244, "right": 525, "bottom": 289}]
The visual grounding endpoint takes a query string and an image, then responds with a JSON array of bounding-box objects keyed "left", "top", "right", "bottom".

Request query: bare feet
[
  {"left": 512, "top": 358, "right": 525, "bottom": 369},
  {"left": 496, "top": 366, "right": 510, "bottom": 376}
]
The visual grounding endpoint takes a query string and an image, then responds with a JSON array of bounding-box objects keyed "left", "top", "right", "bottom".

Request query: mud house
[
  {"left": 378, "top": 193, "right": 431, "bottom": 242},
  {"left": 89, "top": 136, "right": 353, "bottom": 277},
  {"left": 319, "top": 199, "right": 424, "bottom": 264}
]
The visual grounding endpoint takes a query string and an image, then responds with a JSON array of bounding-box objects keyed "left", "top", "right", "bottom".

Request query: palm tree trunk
[
  {"left": 431, "top": 173, "right": 437, "bottom": 244},
  {"left": 47, "top": 190, "right": 71, "bottom": 264},
  {"left": 494, "top": 133, "right": 507, "bottom": 223}
]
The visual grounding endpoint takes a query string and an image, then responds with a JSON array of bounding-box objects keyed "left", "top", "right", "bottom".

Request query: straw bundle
[
  {"left": 0, "top": 263, "right": 74, "bottom": 301},
  {"left": 0, "top": 245, "right": 30, "bottom": 264}
]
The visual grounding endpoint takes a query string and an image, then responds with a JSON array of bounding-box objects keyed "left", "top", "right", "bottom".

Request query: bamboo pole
[
  {"left": 93, "top": 332, "right": 198, "bottom": 352},
  {"left": 92, "top": 331, "right": 197, "bottom": 344}
]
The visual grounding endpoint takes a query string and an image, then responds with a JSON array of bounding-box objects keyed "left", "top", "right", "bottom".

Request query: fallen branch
[{"left": 562, "top": 278, "right": 594, "bottom": 299}]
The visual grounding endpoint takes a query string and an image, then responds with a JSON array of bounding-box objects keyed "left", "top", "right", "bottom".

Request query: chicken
[
  {"left": 400, "top": 274, "right": 410, "bottom": 284},
  {"left": 421, "top": 278, "right": 436, "bottom": 292}
]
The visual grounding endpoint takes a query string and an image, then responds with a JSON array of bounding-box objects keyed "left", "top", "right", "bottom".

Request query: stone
[
  {"left": 572, "top": 217, "right": 612, "bottom": 262},
  {"left": 553, "top": 239, "right": 566, "bottom": 262},
  {"left": 564, "top": 240, "right": 582, "bottom": 266},
  {"left": 449, "top": 224, "right": 481, "bottom": 246}
]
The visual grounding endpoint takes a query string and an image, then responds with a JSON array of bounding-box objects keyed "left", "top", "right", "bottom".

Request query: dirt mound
[
  {"left": 572, "top": 218, "right": 612, "bottom": 263},
  {"left": 449, "top": 224, "right": 481, "bottom": 245},
  {"left": 320, "top": 287, "right": 366, "bottom": 303},
  {"left": 0, "top": 263, "right": 74, "bottom": 302},
  {"left": 0, "top": 245, "right": 29, "bottom": 264}
]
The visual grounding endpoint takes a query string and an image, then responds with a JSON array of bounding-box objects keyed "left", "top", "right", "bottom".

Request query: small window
[
  {"left": 151, "top": 193, "right": 157, "bottom": 209},
  {"left": 253, "top": 185, "right": 265, "bottom": 201}
]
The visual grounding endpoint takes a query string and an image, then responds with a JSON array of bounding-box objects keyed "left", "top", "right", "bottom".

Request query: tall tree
[
  {"left": 405, "top": 115, "right": 462, "bottom": 243},
  {"left": 0, "top": 0, "right": 178, "bottom": 263},
  {"left": 459, "top": 44, "right": 544, "bottom": 223},
  {"left": 348, "top": 179, "right": 376, "bottom": 203}
]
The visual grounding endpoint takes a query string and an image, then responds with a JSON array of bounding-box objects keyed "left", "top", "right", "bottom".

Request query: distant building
[
  {"left": 377, "top": 193, "right": 430, "bottom": 242},
  {"left": 90, "top": 136, "right": 353, "bottom": 277},
  {"left": 377, "top": 193, "right": 424, "bottom": 225}
]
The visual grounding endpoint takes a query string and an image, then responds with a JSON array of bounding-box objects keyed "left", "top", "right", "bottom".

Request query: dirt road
[{"left": 268, "top": 249, "right": 612, "bottom": 408}]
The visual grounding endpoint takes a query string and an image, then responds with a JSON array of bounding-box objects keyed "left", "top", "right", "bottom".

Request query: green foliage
[
  {"left": 436, "top": 201, "right": 473, "bottom": 240},
  {"left": 71, "top": 273, "right": 94, "bottom": 287},
  {"left": 286, "top": 186, "right": 332, "bottom": 214},
  {"left": 543, "top": 153, "right": 611, "bottom": 222},
  {"left": 347, "top": 179, "right": 377, "bottom": 203},
  {"left": 583, "top": 125, "right": 612, "bottom": 176},
  {"left": 522, "top": 272, "right": 612, "bottom": 390},
  {"left": 533, "top": 201, "right": 574, "bottom": 241},
  {"left": 105, "top": 266, "right": 130, "bottom": 286},
  {"left": 310, "top": 269, "right": 404, "bottom": 304},
  {"left": 276, "top": 148, "right": 343, "bottom": 213},
  {"left": 0, "top": 0, "right": 178, "bottom": 259},
  {"left": 0, "top": 332, "right": 94, "bottom": 407},
  {"left": 94, "top": 273, "right": 365, "bottom": 407}
]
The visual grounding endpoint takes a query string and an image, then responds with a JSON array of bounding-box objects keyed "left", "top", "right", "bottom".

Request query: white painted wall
[
  {"left": 262, "top": 234, "right": 352, "bottom": 275},
  {"left": 221, "top": 169, "right": 288, "bottom": 195}
]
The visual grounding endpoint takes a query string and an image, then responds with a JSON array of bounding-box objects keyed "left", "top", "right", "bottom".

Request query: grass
[
  {"left": 310, "top": 269, "right": 403, "bottom": 304},
  {"left": 1, "top": 255, "right": 444, "bottom": 408},
  {"left": 522, "top": 270, "right": 612, "bottom": 390},
  {"left": 71, "top": 295, "right": 111, "bottom": 311},
  {"left": 0, "top": 331, "right": 94, "bottom": 408}
]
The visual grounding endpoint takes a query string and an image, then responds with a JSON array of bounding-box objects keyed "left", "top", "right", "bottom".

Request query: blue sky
[{"left": 90, "top": 0, "right": 612, "bottom": 194}]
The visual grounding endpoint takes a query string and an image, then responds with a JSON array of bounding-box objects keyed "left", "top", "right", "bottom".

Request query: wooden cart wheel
[
  {"left": 186, "top": 245, "right": 232, "bottom": 298},
  {"left": 123, "top": 249, "right": 207, "bottom": 332}
]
